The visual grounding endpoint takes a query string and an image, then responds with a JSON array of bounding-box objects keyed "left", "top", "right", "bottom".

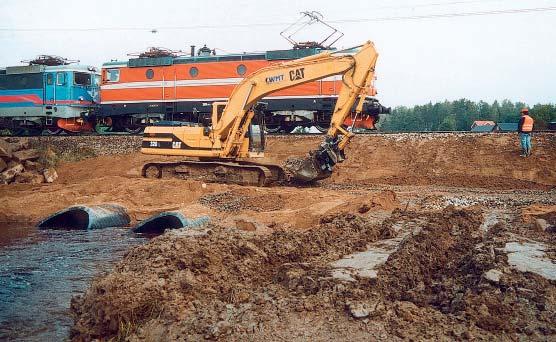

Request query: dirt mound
[
  {"left": 379, "top": 206, "right": 556, "bottom": 335},
  {"left": 379, "top": 206, "right": 485, "bottom": 306},
  {"left": 70, "top": 206, "right": 556, "bottom": 340},
  {"left": 263, "top": 133, "right": 556, "bottom": 189},
  {"left": 69, "top": 213, "right": 390, "bottom": 340}
]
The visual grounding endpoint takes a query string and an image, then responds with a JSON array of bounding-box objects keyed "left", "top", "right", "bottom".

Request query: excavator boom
[{"left": 141, "top": 41, "right": 381, "bottom": 185}]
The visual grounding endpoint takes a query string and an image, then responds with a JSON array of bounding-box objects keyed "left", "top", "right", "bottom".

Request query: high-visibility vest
[{"left": 522, "top": 115, "right": 534, "bottom": 132}]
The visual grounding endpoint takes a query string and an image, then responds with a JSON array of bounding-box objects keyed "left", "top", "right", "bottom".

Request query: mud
[{"left": 1, "top": 133, "right": 556, "bottom": 340}]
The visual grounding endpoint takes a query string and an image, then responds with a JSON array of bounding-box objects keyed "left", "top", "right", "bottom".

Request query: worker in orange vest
[{"left": 518, "top": 108, "right": 534, "bottom": 157}]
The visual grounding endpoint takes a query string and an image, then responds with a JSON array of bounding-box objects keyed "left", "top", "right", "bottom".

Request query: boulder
[
  {"left": 24, "top": 160, "right": 42, "bottom": 171},
  {"left": 235, "top": 217, "right": 267, "bottom": 232},
  {"left": 10, "top": 140, "right": 29, "bottom": 152},
  {"left": 0, "top": 140, "right": 12, "bottom": 159},
  {"left": 12, "top": 149, "right": 40, "bottom": 162},
  {"left": 0, "top": 158, "right": 6, "bottom": 173},
  {"left": 347, "top": 302, "right": 371, "bottom": 318},
  {"left": 7, "top": 160, "right": 19, "bottom": 168},
  {"left": 0, "top": 163, "right": 24, "bottom": 184},
  {"left": 483, "top": 269, "right": 503, "bottom": 283},
  {"left": 535, "top": 218, "right": 551, "bottom": 232},
  {"left": 43, "top": 168, "right": 58, "bottom": 183},
  {"left": 14, "top": 171, "right": 45, "bottom": 184}
]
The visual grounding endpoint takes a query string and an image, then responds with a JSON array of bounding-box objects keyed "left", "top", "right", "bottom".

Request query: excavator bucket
[
  {"left": 290, "top": 153, "right": 333, "bottom": 183},
  {"left": 288, "top": 137, "right": 343, "bottom": 183}
]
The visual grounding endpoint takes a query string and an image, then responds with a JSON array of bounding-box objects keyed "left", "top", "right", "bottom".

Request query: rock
[
  {"left": 347, "top": 301, "right": 384, "bottom": 319},
  {"left": 535, "top": 218, "right": 551, "bottom": 232},
  {"left": 0, "top": 163, "right": 24, "bottom": 184},
  {"left": 12, "top": 149, "right": 39, "bottom": 162},
  {"left": 7, "top": 160, "right": 19, "bottom": 168},
  {"left": 0, "top": 140, "right": 12, "bottom": 159},
  {"left": 207, "top": 320, "right": 232, "bottom": 338},
  {"left": 347, "top": 302, "right": 371, "bottom": 318},
  {"left": 358, "top": 204, "right": 371, "bottom": 214},
  {"left": 14, "top": 172, "right": 45, "bottom": 184},
  {"left": 43, "top": 168, "right": 58, "bottom": 183},
  {"left": 24, "top": 160, "right": 42, "bottom": 171},
  {"left": 10, "top": 140, "right": 29, "bottom": 152},
  {"left": 395, "top": 301, "right": 419, "bottom": 322},
  {"left": 483, "top": 269, "right": 503, "bottom": 283},
  {"left": 0, "top": 158, "right": 6, "bottom": 173},
  {"left": 235, "top": 217, "right": 267, "bottom": 232}
]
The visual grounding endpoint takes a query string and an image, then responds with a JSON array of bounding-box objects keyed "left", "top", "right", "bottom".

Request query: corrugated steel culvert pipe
[
  {"left": 133, "top": 211, "right": 210, "bottom": 234},
  {"left": 37, "top": 204, "right": 130, "bottom": 230}
]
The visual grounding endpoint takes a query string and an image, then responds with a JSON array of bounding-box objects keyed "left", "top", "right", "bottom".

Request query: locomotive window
[
  {"left": 145, "top": 69, "right": 154, "bottom": 79},
  {"left": 106, "top": 69, "right": 120, "bottom": 82},
  {"left": 236, "top": 64, "right": 247, "bottom": 76},
  {"left": 74, "top": 72, "right": 91, "bottom": 86},
  {"left": 46, "top": 73, "right": 53, "bottom": 85},
  {"left": 56, "top": 73, "right": 66, "bottom": 86},
  {"left": 189, "top": 66, "right": 199, "bottom": 78},
  {"left": 0, "top": 73, "right": 43, "bottom": 90}
]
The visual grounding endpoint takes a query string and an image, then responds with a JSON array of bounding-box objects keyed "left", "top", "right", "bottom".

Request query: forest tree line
[{"left": 378, "top": 99, "right": 556, "bottom": 132}]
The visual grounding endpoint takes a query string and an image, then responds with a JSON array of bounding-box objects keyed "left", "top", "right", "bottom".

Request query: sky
[{"left": 1, "top": 0, "right": 555, "bottom": 107}]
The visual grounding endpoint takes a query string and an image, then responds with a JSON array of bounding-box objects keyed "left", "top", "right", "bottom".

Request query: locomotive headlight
[{"left": 78, "top": 96, "right": 84, "bottom": 101}]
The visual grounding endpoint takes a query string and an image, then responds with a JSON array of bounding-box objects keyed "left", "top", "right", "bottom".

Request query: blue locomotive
[{"left": 0, "top": 56, "right": 99, "bottom": 135}]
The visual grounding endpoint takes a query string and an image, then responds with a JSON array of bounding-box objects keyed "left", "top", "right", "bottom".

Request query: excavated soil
[{"left": 1, "top": 133, "right": 556, "bottom": 340}]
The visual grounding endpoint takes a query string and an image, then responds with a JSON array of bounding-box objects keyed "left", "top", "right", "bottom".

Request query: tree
[{"left": 378, "top": 99, "right": 554, "bottom": 132}]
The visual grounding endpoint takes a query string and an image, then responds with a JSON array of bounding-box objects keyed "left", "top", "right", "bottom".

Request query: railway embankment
[{"left": 16, "top": 131, "right": 556, "bottom": 161}]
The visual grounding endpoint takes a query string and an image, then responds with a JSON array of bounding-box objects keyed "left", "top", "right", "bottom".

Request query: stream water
[{"left": 0, "top": 224, "right": 146, "bottom": 341}]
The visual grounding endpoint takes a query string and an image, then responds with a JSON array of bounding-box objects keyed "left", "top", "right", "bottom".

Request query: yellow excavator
[{"left": 141, "top": 41, "right": 380, "bottom": 186}]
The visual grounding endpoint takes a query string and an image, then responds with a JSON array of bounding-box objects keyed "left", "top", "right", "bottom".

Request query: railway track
[{"left": 2, "top": 130, "right": 554, "bottom": 138}]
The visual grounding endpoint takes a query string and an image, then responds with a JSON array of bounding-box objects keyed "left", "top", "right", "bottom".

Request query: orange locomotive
[{"left": 98, "top": 45, "right": 389, "bottom": 133}]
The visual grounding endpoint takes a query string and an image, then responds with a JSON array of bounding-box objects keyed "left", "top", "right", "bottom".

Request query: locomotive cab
[{"left": 0, "top": 57, "right": 99, "bottom": 135}]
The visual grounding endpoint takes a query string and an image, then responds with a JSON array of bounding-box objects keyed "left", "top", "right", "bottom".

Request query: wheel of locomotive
[
  {"left": 264, "top": 114, "right": 283, "bottom": 133},
  {"left": 94, "top": 124, "right": 112, "bottom": 134},
  {"left": 44, "top": 127, "right": 62, "bottom": 135},
  {"left": 264, "top": 124, "right": 282, "bottom": 133},
  {"left": 124, "top": 126, "right": 144, "bottom": 134},
  {"left": 143, "top": 164, "right": 162, "bottom": 179},
  {"left": 11, "top": 127, "right": 42, "bottom": 136},
  {"left": 95, "top": 117, "right": 114, "bottom": 134},
  {"left": 7, "top": 128, "right": 26, "bottom": 136}
]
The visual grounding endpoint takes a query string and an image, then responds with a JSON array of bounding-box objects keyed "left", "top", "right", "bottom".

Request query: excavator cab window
[{"left": 248, "top": 109, "right": 266, "bottom": 152}]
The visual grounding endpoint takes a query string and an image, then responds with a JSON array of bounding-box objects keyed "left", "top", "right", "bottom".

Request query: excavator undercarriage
[
  {"left": 141, "top": 159, "right": 288, "bottom": 186},
  {"left": 141, "top": 136, "right": 344, "bottom": 186}
]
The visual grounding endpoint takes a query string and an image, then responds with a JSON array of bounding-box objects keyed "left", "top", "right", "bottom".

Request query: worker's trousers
[{"left": 520, "top": 133, "right": 532, "bottom": 156}]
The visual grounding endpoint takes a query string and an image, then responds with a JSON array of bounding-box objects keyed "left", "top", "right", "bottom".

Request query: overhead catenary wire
[
  {"left": 364, "top": 0, "right": 513, "bottom": 11},
  {"left": 0, "top": 5, "right": 555, "bottom": 32}
]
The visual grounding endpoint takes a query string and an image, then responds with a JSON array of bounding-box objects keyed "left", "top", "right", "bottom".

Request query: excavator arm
[{"left": 212, "top": 41, "right": 378, "bottom": 159}]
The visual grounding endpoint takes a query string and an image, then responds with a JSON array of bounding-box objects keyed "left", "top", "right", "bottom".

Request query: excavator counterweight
[{"left": 140, "top": 41, "right": 382, "bottom": 186}]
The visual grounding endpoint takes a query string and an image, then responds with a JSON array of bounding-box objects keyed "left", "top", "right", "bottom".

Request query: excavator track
[{"left": 141, "top": 160, "right": 287, "bottom": 187}]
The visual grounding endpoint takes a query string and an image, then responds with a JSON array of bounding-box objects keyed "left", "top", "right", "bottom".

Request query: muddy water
[{"left": 0, "top": 224, "right": 146, "bottom": 341}]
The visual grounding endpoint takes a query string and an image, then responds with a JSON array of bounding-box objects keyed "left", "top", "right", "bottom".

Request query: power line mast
[{"left": 280, "top": 11, "right": 344, "bottom": 49}]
